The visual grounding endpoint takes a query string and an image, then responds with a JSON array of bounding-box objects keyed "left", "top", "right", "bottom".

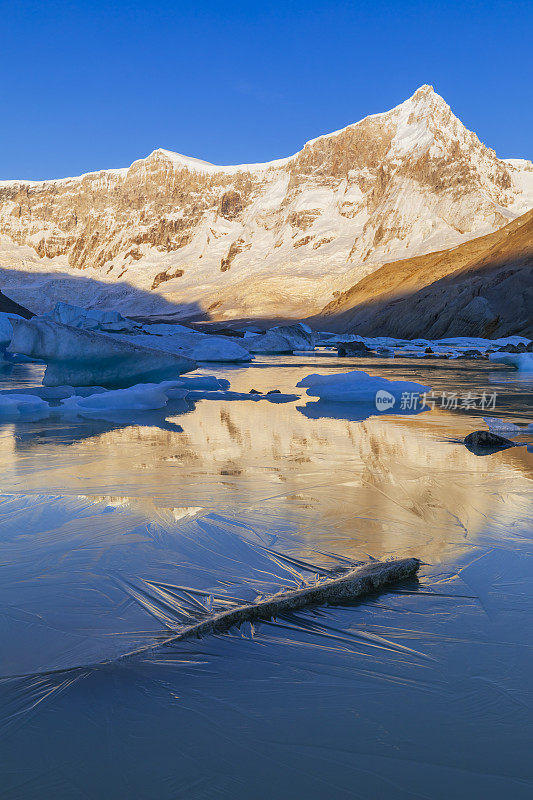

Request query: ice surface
[
  {"left": 297, "top": 370, "right": 431, "bottom": 402},
  {"left": 0, "top": 352, "right": 532, "bottom": 800},
  {"left": 8, "top": 318, "right": 197, "bottom": 387},
  {"left": 489, "top": 352, "right": 533, "bottom": 371}
]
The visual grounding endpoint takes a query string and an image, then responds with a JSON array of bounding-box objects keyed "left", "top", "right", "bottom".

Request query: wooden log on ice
[
  {"left": 172, "top": 557, "right": 421, "bottom": 641},
  {"left": 4, "top": 558, "right": 422, "bottom": 678}
]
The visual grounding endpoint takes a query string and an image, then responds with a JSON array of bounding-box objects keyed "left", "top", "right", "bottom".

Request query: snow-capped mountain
[{"left": 1, "top": 85, "right": 532, "bottom": 318}]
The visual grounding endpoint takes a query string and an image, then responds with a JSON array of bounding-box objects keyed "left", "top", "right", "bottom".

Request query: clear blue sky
[{"left": 1, "top": 0, "right": 531, "bottom": 179}]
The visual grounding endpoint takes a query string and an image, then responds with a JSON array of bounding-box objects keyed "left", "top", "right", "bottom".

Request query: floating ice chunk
[
  {"left": 319, "top": 333, "right": 360, "bottom": 345},
  {"left": 0, "top": 312, "right": 24, "bottom": 349},
  {"left": 489, "top": 352, "right": 533, "bottom": 372},
  {"left": 246, "top": 324, "right": 315, "bottom": 354},
  {"left": 297, "top": 370, "right": 431, "bottom": 403},
  {"left": 0, "top": 314, "right": 14, "bottom": 349},
  {"left": 60, "top": 382, "right": 187, "bottom": 416},
  {"left": 120, "top": 331, "right": 252, "bottom": 362},
  {"left": 141, "top": 322, "right": 203, "bottom": 337},
  {"left": 189, "top": 338, "right": 252, "bottom": 362},
  {"left": 431, "top": 336, "right": 531, "bottom": 353},
  {"left": 172, "top": 375, "right": 230, "bottom": 390},
  {"left": 8, "top": 319, "right": 196, "bottom": 387},
  {"left": 483, "top": 417, "right": 522, "bottom": 438},
  {"left": 0, "top": 393, "right": 51, "bottom": 420},
  {"left": 0, "top": 385, "right": 74, "bottom": 401}
]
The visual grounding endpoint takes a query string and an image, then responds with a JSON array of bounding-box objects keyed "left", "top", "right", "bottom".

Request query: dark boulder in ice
[{"left": 463, "top": 430, "right": 516, "bottom": 454}]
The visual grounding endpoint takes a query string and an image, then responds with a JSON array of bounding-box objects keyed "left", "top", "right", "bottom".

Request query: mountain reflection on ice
[{"left": 0, "top": 356, "right": 532, "bottom": 799}]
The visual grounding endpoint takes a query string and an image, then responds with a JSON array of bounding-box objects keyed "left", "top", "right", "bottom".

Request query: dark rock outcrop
[{"left": 337, "top": 341, "right": 372, "bottom": 356}]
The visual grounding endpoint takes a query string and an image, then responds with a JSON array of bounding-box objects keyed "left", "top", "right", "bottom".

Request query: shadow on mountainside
[
  {"left": 2, "top": 206, "right": 532, "bottom": 338},
  {"left": 311, "top": 257, "right": 532, "bottom": 339},
  {"left": 3, "top": 258, "right": 531, "bottom": 340},
  {"left": 0, "top": 266, "right": 210, "bottom": 322},
  {"left": 311, "top": 209, "right": 533, "bottom": 339},
  {"left": 0, "top": 289, "right": 34, "bottom": 318}
]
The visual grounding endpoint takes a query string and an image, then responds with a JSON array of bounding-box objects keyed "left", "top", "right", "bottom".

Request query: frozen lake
[{"left": 1, "top": 354, "right": 532, "bottom": 799}]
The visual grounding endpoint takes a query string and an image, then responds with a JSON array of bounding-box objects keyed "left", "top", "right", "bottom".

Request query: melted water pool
[{"left": 0, "top": 355, "right": 532, "bottom": 799}]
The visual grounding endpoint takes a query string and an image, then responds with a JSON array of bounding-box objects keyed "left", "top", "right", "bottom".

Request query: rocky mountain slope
[
  {"left": 0, "top": 85, "right": 532, "bottom": 319},
  {"left": 316, "top": 208, "right": 533, "bottom": 338}
]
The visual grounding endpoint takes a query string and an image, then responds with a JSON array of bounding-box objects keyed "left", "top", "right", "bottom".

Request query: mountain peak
[
  {"left": 411, "top": 84, "right": 436, "bottom": 99},
  {"left": 405, "top": 84, "right": 451, "bottom": 116},
  {"left": 1, "top": 84, "right": 531, "bottom": 325}
]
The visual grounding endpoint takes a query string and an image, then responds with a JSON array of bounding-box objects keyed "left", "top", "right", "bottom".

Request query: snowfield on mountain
[{"left": 0, "top": 85, "right": 532, "bottom": 320}]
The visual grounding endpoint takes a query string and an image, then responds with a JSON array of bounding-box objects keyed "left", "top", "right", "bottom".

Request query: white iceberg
[
  {"left": 43, "top": 302, "right": 141, "bottom": 334},
  {"left": 141, "top": 322, "right": 204, "bottom": 337},
  {"left": 121, "top": 330, "right": 252, "bottom": 363},
  {"left": 488, "top": 352, "right": 533, "bottom": 372},
  {"left": 8, "top": 318, "right": 196, "bottom": 387},
  {"left": 189, "top": 338, "right": 252, "bottom": 362},
  {"left": 60, "top": 382, "right": 188, "bottom": 416},
  {"left": 297, "top": 370, "right": 431, "bottom": 403},
  {"left": 0, "top": 375, "right": 232, "bottom": 423},
  {"left": 245, "top": 324, "right": 315, "bottom": 354},
  {"left": 0, "top": 312, "right": 25, "bottom": 350},
  {"left": 0, "top": 393, "right": 51, "bottom": 420}
]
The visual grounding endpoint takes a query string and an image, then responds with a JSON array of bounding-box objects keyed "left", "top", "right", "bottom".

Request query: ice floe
[
  {"left": 483, "top": 417, "right": 524, "bottom": 438},
  {"left": 488, "top": 352, "right": 533, "bottom": 371},
  {"left": 297, "top": 370, "right": 431, "bottom": 403},
  {"left": 170, "top": 375, "right": 230, "bottom": 391},
  {"left": 0, "top": 393, "right": 50, "bottom": 420},
  {"left": 245, "top": 324, "right": 315, "bottom": 354},
  {"left": 120, "top": 330, "right": 252, "bottom": 362},
  {"left": 140, "top": 322, "right": 204, "bottom": 337},
  {"left": 189, "top": 338, "right": 252, "bottom": 362},
  {"left": 8, "top": 318, "right": 196, "bottom": 387},
  {"left": 0, "top": 312, "right": 24, "bottom": 351},
  {"left": 60, "top": 382, "right": 189, "bottom": 416},
  {"left": 0, "top": 372, "right": 298, "bottom": 424},
  {"left": 314, "top": 333, "right": 532, "bottom": 360}
]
